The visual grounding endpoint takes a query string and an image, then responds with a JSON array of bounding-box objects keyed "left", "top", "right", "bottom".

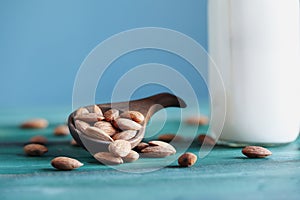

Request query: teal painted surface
[{"left": 0, "top": 107, "right": 300, "bottom": 200}]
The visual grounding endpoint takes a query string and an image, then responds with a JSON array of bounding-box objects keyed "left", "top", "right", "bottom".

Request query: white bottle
[{"left": 208, "top": 0, "right": 300, "bottom": 145}]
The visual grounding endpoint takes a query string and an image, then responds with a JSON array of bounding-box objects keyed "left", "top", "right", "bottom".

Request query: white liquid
[{"left": 208, "top": 0, "right": 300, "bottom": 144}]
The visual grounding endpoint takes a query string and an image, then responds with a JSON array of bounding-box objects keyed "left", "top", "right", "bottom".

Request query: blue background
[{"left": 0, "top": 0, "right": 208, "bottom": 107}]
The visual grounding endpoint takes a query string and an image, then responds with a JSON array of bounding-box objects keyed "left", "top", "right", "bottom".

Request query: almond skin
[
  {"left": 120, "top": 111, "right": 144, "bottom": 124},
  {"left": 75, "top": 107, "right": 89, "bottom": 116},
  {"left": 29, "top": 135, "right": 47, "bottom": 145},
  {"left": 20, "top": 118, "right": 48, "bottom": 129},
  {"left": 92, "top": 105, "right": 103, "bottom": 116},
  {"left": 104, "top": 109, "right": 119, "bottom": 122},
  {"left": 51, "top": 156, "right": 83, "bottom": 170},
  {"left": 242, "top": 146, "right": 272, "bottom": 158},
  {"left": 70, "top": 139, "right": 79, "bottom": 146},
  {"left": 54, "top": 125, "right": 70, "bottom": 136},
  {"left": 24, "top": 144, "right": 48, "bottom": 156},
  {"left": 158, "top": 134, "right": 184, "bottom": 143},
  {"left": 74, "top": 120, "right": 90, "bottom": 133},
  {"left": 134, "top": 142, "right": 149, "bottom": 152},
  {"left": 178, "top": 152, "right": 197, "bottom": 167},
  {"left": 94, "top": 121, "right": 117, "bottom": 136},
  {"left": 108, "top": 140, "right": 131, "bottom": 157},
  {"left": 74, "top": 113, "right": 104, "bottom": 123},
  {"left": 141, "top": 146, "right": 175, "bottom": 158},
  {"left": 123, "top": 150, "right": 139, "bottom": 162},
  {"left": 94, "top": 152, "right": 123, "bottom": 165}
]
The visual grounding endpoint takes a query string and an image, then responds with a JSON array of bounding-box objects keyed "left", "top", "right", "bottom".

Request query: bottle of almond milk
[{"left": 208, "top": 0, "right": 300, "bottom": 145}]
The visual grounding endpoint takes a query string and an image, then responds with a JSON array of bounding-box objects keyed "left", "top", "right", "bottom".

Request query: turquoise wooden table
[{"left": 0, "top": 106, "right": 300, "bottom": 200}]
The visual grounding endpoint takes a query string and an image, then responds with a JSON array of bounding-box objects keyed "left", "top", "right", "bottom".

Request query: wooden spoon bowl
[{"left": 67, "top": 93, "right": 186, "bottom": 154}]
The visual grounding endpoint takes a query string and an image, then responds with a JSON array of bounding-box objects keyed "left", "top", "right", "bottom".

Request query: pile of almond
[{"left": 74, "top": 105, "right": 177, "bottom": 165}]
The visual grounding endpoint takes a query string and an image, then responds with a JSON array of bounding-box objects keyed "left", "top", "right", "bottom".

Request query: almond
[
  {"left": 148, "top": 140, "right": 176, "bottom": 153},
  {"left": 178, "top": 152, "right": 197, "bottom": 167},
  {"left": 115, "top": 118, "right": 142, "bottom": 131},
  {"left": 112, "top": 130, "right": 137, "bottom": 141},
  {"left": 20, "top": 118, "right": 48, "bottom": 129},
  {"left": 120, "top": 111, "right": 144, "bottom": 124},
  {"left": 92, "top": 105, "right": 103, "bottom": 116},
  {"left": 198, "top": 135, "right": 216, "bottom": 146},
  {"left": 24, "top": 144, "right": 48, "bottom": 156},
  {"left": 104, "top": 109, "right": 119, "bottom": 122},
  {"left": 51, "top": 156, "right": 83, "bottom": 170},
  {"left": 134, "top": 142, "right": 149, "bottom": 152},
  {"left": 29, "top": 135, "right": 47, "bottom": 145},
  {"left": 54, "top": 125, "right": 70, "bottom": 136},
  {"left": 141, "top": 145, "right": 175, "bottom": 158},
  {"left": 75, "top": 107, "right": 89, "bottom": 116},
  {"left": 123, "top": 150, "right": 139, "bottom": 162},
  {"left": 158, "top": 134, "right": 184, "bottom": 143},
  {"left": 74, "top": 120, "right": 90, "bottom": 133},
  {"left": 242, "top": 146, "right": 272, "bottom": 158},
  {"left": 108, "top": 140, "right": 131, "bottom": 157},
  {"left": 94, "top": 152, "right": 123, "bottom": 165},
  {"left": 185, "top": 116, "right": 209, "bottom": 126},
  {"left": 70, "top": 139, "right": 79, "bottom": 146},
  {"left": 74, "top": 113, "right": 104, "bottom": 123},
  {"left": 83, "top": 127, "right": 113, "bottom": 142},
  {"left": 94, "top": 121, "right": 117, "bottom": 136}
]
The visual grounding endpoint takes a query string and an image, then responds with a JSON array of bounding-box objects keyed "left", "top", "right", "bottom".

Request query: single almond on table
[
  {"left": 141, "top": 141, "right": 176, "bottom": 158},
  {"left": 123, "top": 150, "right": 139, "bottom": 162},
  {"left": 51, "top": 156, "right": 83, "bottom": 170},
  {"left": 82, "top": 126, "right": 113, "bottom": 142},
  {"left": 112, "top": 130, "right": 137, "bottom": 141},
  {"left": 70, "top": 139, "right": 79, "bottom": 146},
  {"left": 94, "top": 121, "right": 117, "bottom": 136},
  {"left": 20, "top": 118, "right": 48, "bottom": 129},
  {"left": 198, "top": 134, "right": 216, "bottom": 146},
  {"left": 74, "top": 113, "right": 104, "bottom": 123},
  {"left": 115, "top": 118, "right": 142, "bottom": 131},
  {"left": 185, "top": 116, "right": 209, "bottom": 126},
  {"left": 108, "top": 140, "right": 131, "bottom": 157},
  {"left": 178, "top": 152, "right": 197, "bottom": 167},
  {"left": 242, "top": 146, "right": 272, "bottom": 158},
  {"left": 24, "top": 144, "right": 48, "bottom": 156},
  {"left": 54, "top": 125, "right": 70, "bottom": 136},
  {"left": 134, "top": 142, "right": 149, "bottom": 152},
  {"left": 74, "top": 120, "right": 90, "bottom": 133},
  {"left": 120, "top": 111, "right": 144, "bottom": 124},
  {"left": 104, "top": 109, "right": 119, "bottom": 122},
  {"left": 29, "top": 135, "right": 47, "bottom": 145},
  {"left": 158, "top": 134, "right": 184, "bottom": 143},
  {"left": 75, "top": 107, "right": 89, "bottom": 116},
  {"left": 94, "top": 152, "right": 123, "bottom": 165}
]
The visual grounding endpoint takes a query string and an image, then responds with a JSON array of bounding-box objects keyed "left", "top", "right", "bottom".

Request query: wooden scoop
[{"left": 67, "top": 93, "right": 186, "bottom": 154}]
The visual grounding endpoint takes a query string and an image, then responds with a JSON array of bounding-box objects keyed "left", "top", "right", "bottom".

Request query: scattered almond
[
  {"left": 24, "top": 144, "right": 48, "bottom": 156},
  {"left": 112, "top": 130, "right": 137, "bottom": 141},
  {"left": 104, "top": 109, "right": 119, "bottom": 122},
  {"left": 83, "top": 127, "right": 113, "bottom": 142},
  {"left": 178, "top": 152, "right": 197, "bottom": 167},
  {"left": 242, "top": 146, "right": 272, "bottom": 158},
  {"left": 141, "top": 141, "right": 176, "bottom": 158},
  {"left": 115, "top": 118, "right": 142, "bottom": 131},
  {"left": 94, "top": 121, "right": 117, "bottom": 136},
  {"left": 185, "top": 116, "right": 209, "bottom": 126},
  {"left": 134, "top": 142, "right": 149, "bottom": 152},
  {"left": 70, "top": 139, "right": 79, "bottom": 146},
  {"left": 120, "top": 111, "right": 144, "bottom": 124},
  {"left": 51, "top": 156, "right": 83, "bottom": 170},
  {"left": 54, "top": 125, "right": 69, "bottom": 136},
  {"left": 123, "top": 150, "right": 139, "bottom": 162},
  {"left": 198, "top": 135, "right": 216, "bottom": 146},
  {"left": 29, "top": 135, "right": 47, "bottom": 145},
  {"left": 158, "top": 134, "right": 184, "bottom": 143},
  {"left": 94, "top": 152, "right": 123, "bottom": 165},
  {"left": 20, "top": 118, "right": 48, "bottom": 129},
  {"left": 108, "top": 140, "right": 131, "bottom": 157}
]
